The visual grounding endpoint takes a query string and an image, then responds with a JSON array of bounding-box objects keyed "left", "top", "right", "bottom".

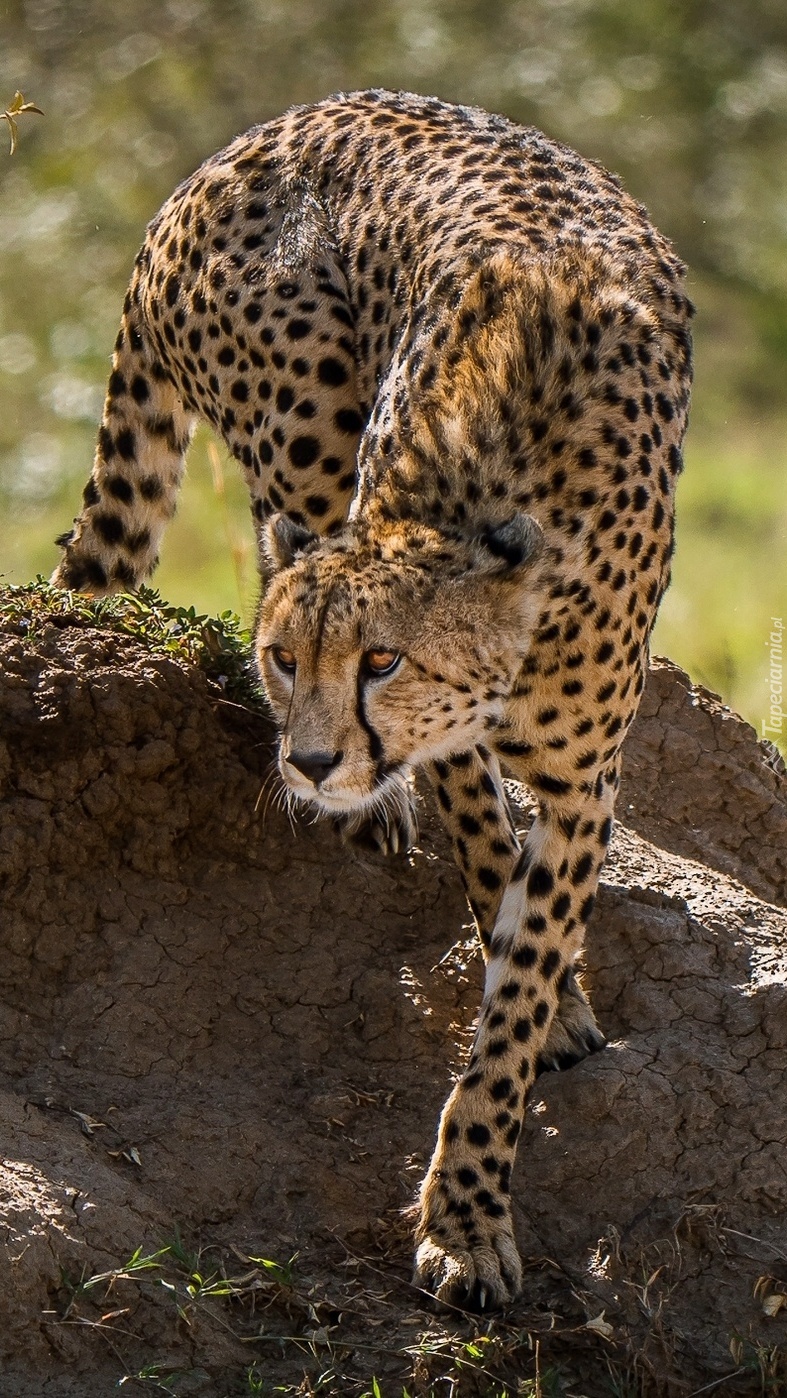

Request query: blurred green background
[{"left": 1, "top": 0, "right": 785, "bottom": 747}]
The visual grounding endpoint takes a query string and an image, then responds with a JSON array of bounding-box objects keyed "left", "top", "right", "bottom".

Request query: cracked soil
[{"left": 1, "top": 615, "right": 786, "bottom": 1397}]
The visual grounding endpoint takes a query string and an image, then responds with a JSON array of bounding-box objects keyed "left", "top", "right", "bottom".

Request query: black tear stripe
[{"left": 355, "top": 666, "right": 390, "bottom": 785}]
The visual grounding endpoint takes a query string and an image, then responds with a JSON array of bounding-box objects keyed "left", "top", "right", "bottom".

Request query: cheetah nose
[{"left": 286, "top": 749, "right": 343, "bottom": 785}]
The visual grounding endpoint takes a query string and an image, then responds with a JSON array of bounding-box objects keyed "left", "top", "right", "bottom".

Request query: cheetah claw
[
  {"left": 335, "top": 773, "right": 418, "bottom": 856},
  {"left": 336, "top": 809, "right": 416, "bottom": 856},
  {"left": 537, "top": 967, "right": 606, "bottom": 1075},
  {"left": 413, "top": 1231, "right": 522, "bottom": 1312}
]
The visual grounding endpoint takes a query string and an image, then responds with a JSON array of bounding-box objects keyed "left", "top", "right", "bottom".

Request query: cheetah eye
[
  {"left": 271, "top": 646, "right": 296, "bottom": 673},
  {"left": 364, "top": 648, "right": 401, "bottom": 677}
]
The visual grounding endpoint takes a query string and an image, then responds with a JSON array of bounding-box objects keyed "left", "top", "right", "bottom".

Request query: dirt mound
[{"left": 1, "top": 608, "right": 786, "bottom": 1397}]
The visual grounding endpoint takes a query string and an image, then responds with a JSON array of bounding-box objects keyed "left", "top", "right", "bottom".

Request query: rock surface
[{"left": 1, "top": 616, "right": 786, "bottom": 1397}]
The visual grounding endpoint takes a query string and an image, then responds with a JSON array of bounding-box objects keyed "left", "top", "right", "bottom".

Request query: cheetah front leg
[
  {"left": 414, "top": 756, "right": 619, "bottom": 1309},
  {"left": 427, "top": 749, "right": 605, "bottom": 1064}
]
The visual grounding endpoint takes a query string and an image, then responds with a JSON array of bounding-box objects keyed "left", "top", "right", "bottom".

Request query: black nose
[{"left": 286, "top": 749, "right": 343, "bottom": 785}]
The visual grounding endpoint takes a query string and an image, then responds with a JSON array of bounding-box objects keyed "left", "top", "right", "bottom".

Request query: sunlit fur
[{"left": 50, "top": 90, "right": 693, "bottom": 1312}]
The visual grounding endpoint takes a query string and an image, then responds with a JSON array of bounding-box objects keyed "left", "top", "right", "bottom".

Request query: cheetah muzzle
[{"left": 51, "top": 89, "right": 693, "bottom": 1311}]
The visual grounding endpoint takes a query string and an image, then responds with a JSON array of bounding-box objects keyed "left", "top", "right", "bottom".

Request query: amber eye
[
  {"left": 271, "top": 646, "right": 296, "bottom": 673},
  {"left": 364, "top": 648, "right": 401, "bottom": 676}
]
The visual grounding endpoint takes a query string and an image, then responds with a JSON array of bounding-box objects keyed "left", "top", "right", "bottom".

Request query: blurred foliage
[{"left": 0, "top": 0, "right": 785, "bottom": 744}]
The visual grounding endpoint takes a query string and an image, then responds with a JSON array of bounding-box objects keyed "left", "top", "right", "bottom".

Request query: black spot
[
  {"left": 477, "top": 867, "right": 502, "bottom": 891},
  {"left": 513, "top": 944, "right": 537, "bottom": 969},
  {"left": 527, "top": 865, "right": 554, "bottom": 898},
  {"left": 533, "top": 1000, "right": 550, "bottom": 1028},
  {"left": 580, "top": 893, "right": 596, "bottom": 922},
  {"left": 288, "top": 436, "right": 320, "bottom": 468},
  {"left": 575, "top": 749, "right": 599, "bottom": 770},
  {"left": 490, "top": 1077, "right": 514, "bottom": 1100},
  {"left": 139, "top": 475, "right": 163, "bottom": 501},
  {"left": 335, "top": 407, "right": 364, "bottom": 435},
  {"left": 317, "top": 357, "right": 349, "bottom": 386},
  {"left": 130, "top": 375, "right": 149, "bottom": 403},
  {"left": 304, "top": 494, "right": 329, "bottom": 517},
  {"left": 457, "top": 1167, "right": 479, "bottom": 1188},
  {"left": 572, "top": 853, "right": 594, "bottom": 885},
  {"left": 531, "top": 772, "right": 571, "bottom": 796},
  {"left": 467, "top": 1123, "right": 491, "bottom": 1147},
  {"left": 82, "top": 476, "right": 101, "bottom": 506},
  {"left": 497, "top": 739, "right": 533, "bottom": 758},
  {"left": 116, "top": 429, "right": 136, "bottom": 461},
  {"left": 97, "top": 427, "right": 116, "bottom": 464},
  {"left": 105, "top": 475, "right": 134, "bottom": 504},
  {"left": 93, "top": 513, "right": 125, "bottom": 546},
  {"left": 541, "top": 950, "right": 561, "bottom": 979},
  {"left": 478, "top": 1190, "right": 507, "bottom": 1218}
]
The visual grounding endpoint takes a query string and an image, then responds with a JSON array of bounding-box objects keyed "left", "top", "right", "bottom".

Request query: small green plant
[
  {"left": 2, "top": 90, "right": 43, "bottom": 153},
  {"left": 0, "top": 579, "right": 261, "bottom": 706},
  {"left": 730, "top": 1331, "right": 787, "bottom": 1388},
  {"left": 60, "top": 1234, "right": 299, "bottom": 1332},
  {"left": 118, "top": 1363, "right": 181, "bottom": 1392},
  {"left": 359, "top": 1380, "right": 383, "bottom": 1398}
]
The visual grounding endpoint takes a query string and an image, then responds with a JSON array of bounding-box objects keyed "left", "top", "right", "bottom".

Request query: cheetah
[{"left": 52, "top": 90, "right": 693, "bottom": 1310}]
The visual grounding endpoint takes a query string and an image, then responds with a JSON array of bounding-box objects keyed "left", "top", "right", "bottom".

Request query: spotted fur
[{"left": 52, "top": 91, "right": 693, "bottom": 1310}]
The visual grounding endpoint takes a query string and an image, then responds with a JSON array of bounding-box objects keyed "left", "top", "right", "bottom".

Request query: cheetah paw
[
  {"left": 335, "top": 773, "right": 417, "bottom": 856},
  {"left": 537, "top": 967, "right": 606, "bottom": 1074},
  {"left": 413, "top": 1226, "right": 522, "bottom": 1311}
]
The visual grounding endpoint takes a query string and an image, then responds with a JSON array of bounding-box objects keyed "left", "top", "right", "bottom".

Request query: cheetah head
[{"left": 256, "top": 512, "right": 545, "bottom": 818}]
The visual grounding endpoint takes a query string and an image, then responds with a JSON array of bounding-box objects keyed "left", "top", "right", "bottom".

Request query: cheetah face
[{"left": 256, "top": 512, "right": 545, "bottom": 817}]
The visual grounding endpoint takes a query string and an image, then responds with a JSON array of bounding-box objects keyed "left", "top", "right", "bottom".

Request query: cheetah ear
[
  {"left": 476, "top": 512, "right": 544, "bottom": 575},
  {"left": 263, "top": 513, "right": 318, "bottom": 571}
]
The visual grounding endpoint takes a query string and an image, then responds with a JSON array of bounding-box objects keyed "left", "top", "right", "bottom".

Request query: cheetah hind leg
[
  {"left": 536, "top": 967, "right": 606, "bottom": 1075},
  {"left": 335, "top": 770, "right": 418, "bottom": 857}
]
